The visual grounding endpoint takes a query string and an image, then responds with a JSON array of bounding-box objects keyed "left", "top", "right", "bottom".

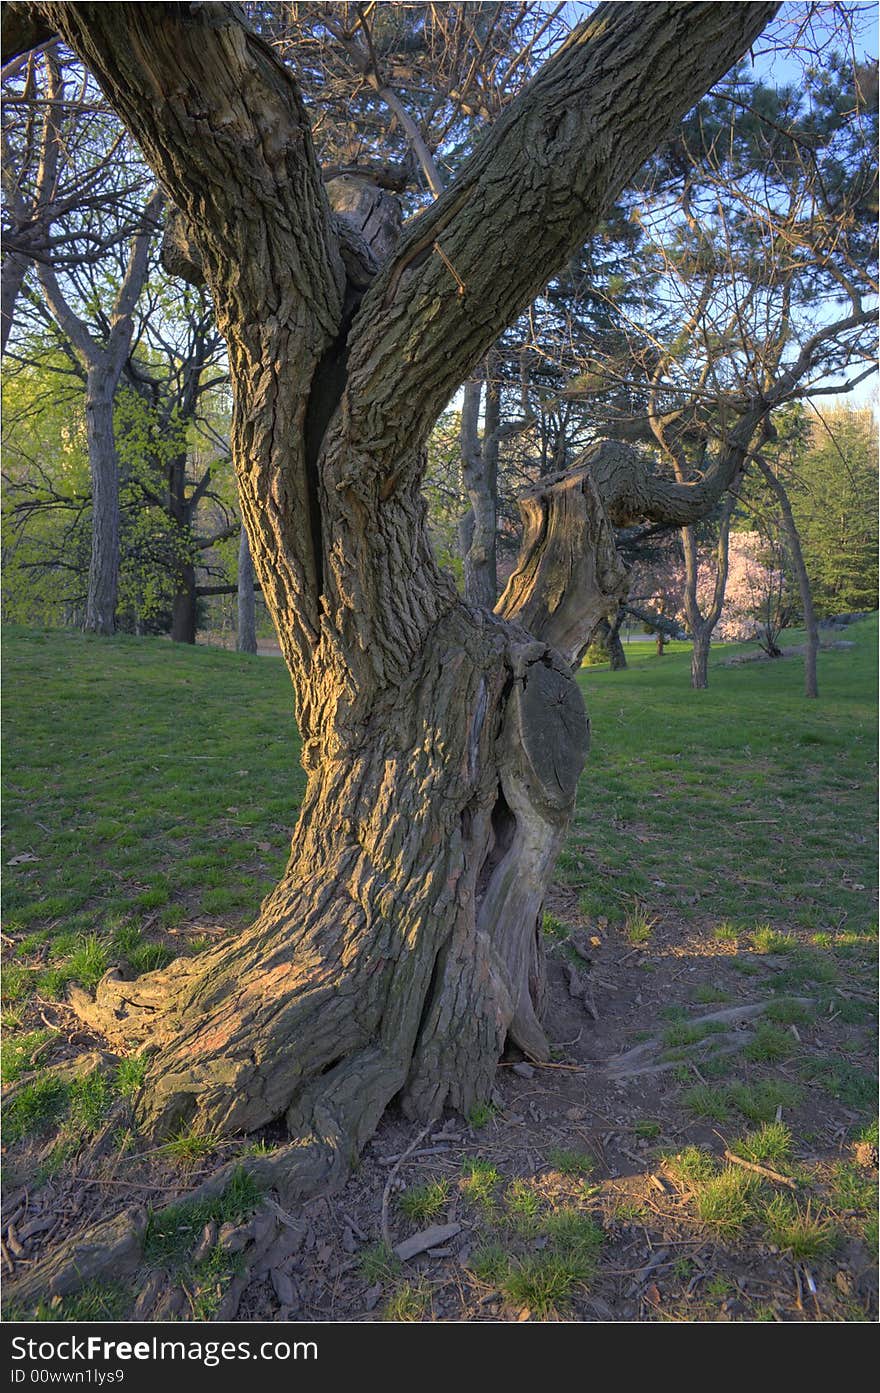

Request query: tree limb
[{"left": 340, "top": 2, "right": 780, "bottom": 471}]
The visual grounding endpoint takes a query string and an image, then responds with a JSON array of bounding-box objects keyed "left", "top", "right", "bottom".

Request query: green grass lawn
[
  {"left": 2, "top": 617, "right": 876, "bottom": 1022},
  {"left": 2, "top": 628, "right": 302, "bottom": 1017},
  {"left": 573, "top": 619, "right": 878, "bottom": 933},
  {"left": 1, "top": 618, "right": 876, "bottom": 1324}
]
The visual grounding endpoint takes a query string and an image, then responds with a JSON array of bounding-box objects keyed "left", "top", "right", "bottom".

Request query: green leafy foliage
[{"left": 788, "top": 407, "right": 879, "bottom": 616}]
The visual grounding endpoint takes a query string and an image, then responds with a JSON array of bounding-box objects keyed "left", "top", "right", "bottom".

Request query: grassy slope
[
  {"left": 2, "top": 619, "right": 876, "bottom": 1016},
  {"left": 573, "top": 621, "right": 877, "bottom": 933},
  {"left": 3, "top": 629, "right": 301, "bottom": 988}
]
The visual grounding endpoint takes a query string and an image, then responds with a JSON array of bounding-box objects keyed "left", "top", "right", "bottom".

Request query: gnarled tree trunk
[
  {"left": 14, "top": 0, "right": 778, "bottom": 1226},
  {"left": 71, "top": 608, "right": 592, "bottom": 1142}
]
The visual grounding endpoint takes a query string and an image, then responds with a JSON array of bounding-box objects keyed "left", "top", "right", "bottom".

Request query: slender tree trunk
[
  {"left": 237, "top": 523, "right": 257, "bottom": 654},
  {"left": 656, "top": 631, "right": 666, "bottom": 657},
  {"left": 166, "top": 450, "right": 198, "bottom": 645},
  {"left": 170, "top": 561, "right": 198, "bottom": 644},
  {"left": 83, "top": 368, "right": 120, "bottom": 636},
  {"left": 603, "top": 610, "right": 627, "bottom": 669},
  {"left": 681, "top": 492, "right": 737, "bottom": 691},
  {"left": 691, "top": 626, "right": 711, "bottom": 688},
  {"left": 460, "top": 367, "right": 499, "bottom": 607},
  {"left": 757, "top": 456, "right": 818, "bottom": 698}
]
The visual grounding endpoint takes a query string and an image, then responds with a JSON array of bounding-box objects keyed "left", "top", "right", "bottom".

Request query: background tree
[
  {"left": 2, "top": 38, "right": 245, "bottom": 644},
  {"left": 568, "top": 52, "right": 878, "bottom": 688},
  {"left": 118, "top": 279, "right": 237, "bottom": 642},
  {"left": 1, "top": 350, "right": 91, "bottom": 625},
  {"left": 788, "top": 404, "right": 879, "bottom": 617},
  {"left": 1, "top": 41, "right": 146, "bottom": 353},
  {"left": 2, "top": 268, "right": 241, "bottom": 637},
  {"left": 2, "top": 43, "right": 163, "bottom": 633}
]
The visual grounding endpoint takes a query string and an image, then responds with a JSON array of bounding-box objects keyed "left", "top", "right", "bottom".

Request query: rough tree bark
[
  {"left": 7, "top": 0, "right": 778, "bottom": 1238},
  {"left": 237, "top": 523, "right": 257, "bottom": 654}
]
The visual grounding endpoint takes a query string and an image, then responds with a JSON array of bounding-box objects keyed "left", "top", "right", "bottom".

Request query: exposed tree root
[
  {"left": 604, "top": 999, "right": 813, "bottom": 1079},
  {"left": 5, "top": 1119, "right": 355, "bottom": 1317},
  {"left": 7, "top": 1207, "right": 149, "bottom": 1310},
  {"left": 1, "top": 1049, "right": 117, "bottom": 1106}
]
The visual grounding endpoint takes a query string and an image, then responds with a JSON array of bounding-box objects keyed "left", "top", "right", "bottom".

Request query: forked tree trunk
[
  {"left": 681, "top": 491, "right": 737, "bottom": 691},
  {"left": 35, "top": 188, "right": 162, "bottom": 636},
  {"left": 757, "top": 454, "right": 819, "bottom": 698},
  {"left": 20, "top": 0, "right": 777, "bottom": 1235},
  {"left": 83, "top": 371, "right": 121, "bottom": 636}
]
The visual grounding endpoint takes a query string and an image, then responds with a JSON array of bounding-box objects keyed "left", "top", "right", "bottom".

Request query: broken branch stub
[{"left": 497, "top": 455, "right": 629, "bottom": 668}]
